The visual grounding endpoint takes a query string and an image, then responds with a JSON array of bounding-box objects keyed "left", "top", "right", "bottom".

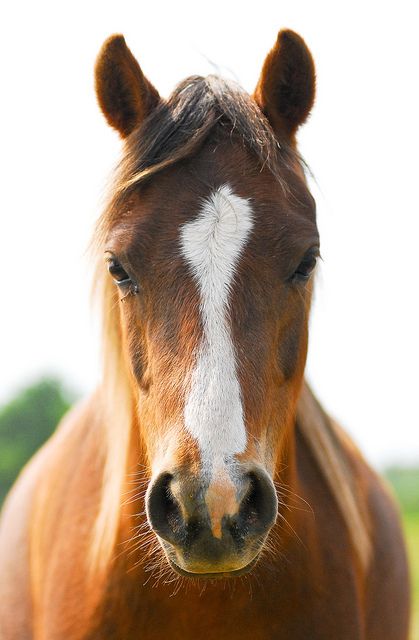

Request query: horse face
[
  {"left": 104, "top": 138, "right": 318, "bottom": 576},
  {"left": 96, "top": 30, "right": 317, "bottom": 577}
]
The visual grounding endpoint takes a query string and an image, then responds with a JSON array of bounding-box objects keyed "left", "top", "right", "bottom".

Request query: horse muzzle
[{"left": 145, "top": 464, "right": 278, "bottom": 578}]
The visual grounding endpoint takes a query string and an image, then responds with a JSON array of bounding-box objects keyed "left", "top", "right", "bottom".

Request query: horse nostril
[
  {"left": 239, "top": 469, "right": 278, "bottom": 535},
  {"left": 146, "top": 473, "right": 185, "bottom": 544},
  {"left": 146, "top": 467, "right": 277, "bottom": 555}
]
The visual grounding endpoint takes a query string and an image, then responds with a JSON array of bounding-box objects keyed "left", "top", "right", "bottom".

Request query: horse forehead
[
  {"left": 116, "top": 149, "right": 297, "bottom": 255},
  {"left": 126, "top": 143, "right": 283, "bottom": 228},
  {"left": 178, "top": 184, "right": 254, "bottom": 465}
]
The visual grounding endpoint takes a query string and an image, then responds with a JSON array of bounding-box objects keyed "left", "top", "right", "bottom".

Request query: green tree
[{"left": 0, "top": 378, "right": 74, "bottom": 504}]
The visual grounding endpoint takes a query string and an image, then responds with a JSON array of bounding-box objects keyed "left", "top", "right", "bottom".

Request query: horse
[{"left": 0, "top": 29, "right": 410, "bottom": 640}]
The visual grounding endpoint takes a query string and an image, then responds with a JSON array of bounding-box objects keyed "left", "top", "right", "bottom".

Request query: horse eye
[
  {"left": 292, "top": 249, "right": 319, "bottom": 283},
  {"left": 107, "top": 258, "right": 131, "bottom": 285}
]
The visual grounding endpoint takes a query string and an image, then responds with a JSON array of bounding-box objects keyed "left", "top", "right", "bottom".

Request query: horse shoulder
[
  {"left": 359, "top": 461, "right": 410, "bottom": 637},
  {"left": 0, "top": 442, "right": 48, "bottom": 639},
  {"left": 327, "top": 418, "right": 410, "bottom": 638},
  {"left": 297, "top": 384, "right": 410, "bottom": 639},
  {"left": 336, "top": 433, "right": 411, "bottom": 638},
  {"left": 0, "top": 396, "right": 104, "bottom": 640},
  {"left": 0, "top": 413, "right": 68, "bottom": 639}
]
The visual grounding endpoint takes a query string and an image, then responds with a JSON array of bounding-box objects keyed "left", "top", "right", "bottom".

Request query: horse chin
[{"left": 163, "top": 549, "right": 261, "bottom": 580}]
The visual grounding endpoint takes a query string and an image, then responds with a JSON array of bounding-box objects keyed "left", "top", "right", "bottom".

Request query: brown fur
[
  {"left": 0, "top": 29, "right": 410, "bottom": 639},
  {"left": 95, "top": 35, "right": 160, "bottom": 138},
  {"left": 0, "top": 391, "right": 409, "bottom": 639},
  {"left": 254, "top": 30, "right": 316, "bottom": 144}
]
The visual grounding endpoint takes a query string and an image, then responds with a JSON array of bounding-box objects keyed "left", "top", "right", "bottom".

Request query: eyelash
[{"left": 106, "top": 257, "right": 139, "bottom": 299}]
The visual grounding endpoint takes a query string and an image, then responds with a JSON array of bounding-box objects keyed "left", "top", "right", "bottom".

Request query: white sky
[{"left": 1, "top": 0, "right": 418, "bottom": 467}]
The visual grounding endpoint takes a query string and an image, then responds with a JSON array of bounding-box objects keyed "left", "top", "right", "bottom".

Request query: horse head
[{"left": 94, "top": 30, "right": 318, "bottom": 578}]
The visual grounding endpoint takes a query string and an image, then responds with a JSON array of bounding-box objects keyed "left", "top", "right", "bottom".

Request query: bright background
[{"left": 1, "top": 0, "right": 418, "bottom": 468}]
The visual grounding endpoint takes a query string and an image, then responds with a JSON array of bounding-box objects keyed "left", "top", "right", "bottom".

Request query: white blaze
[{"left": 180, "top": 185, "right": 254, "bottom": 467}]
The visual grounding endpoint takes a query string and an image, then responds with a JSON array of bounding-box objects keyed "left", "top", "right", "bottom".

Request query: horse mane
[{"left": 89, "top": 75, "right": 370, "bottom": 576}]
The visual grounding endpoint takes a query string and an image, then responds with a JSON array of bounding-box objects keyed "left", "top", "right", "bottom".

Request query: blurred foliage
[
  {"left": 0, "top": 378, "right": 74, "bottom": 504},
  {"left": 385, "top": 467, "right": 419, "bottom": 514}
]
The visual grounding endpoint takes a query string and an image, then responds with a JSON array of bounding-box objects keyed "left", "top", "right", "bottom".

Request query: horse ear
[
  {"left": 95, "top": 34, "right": 161, "bottom": 138},
  {"left": 254, "top": 30, "right": 316, "bottom": 143}
]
